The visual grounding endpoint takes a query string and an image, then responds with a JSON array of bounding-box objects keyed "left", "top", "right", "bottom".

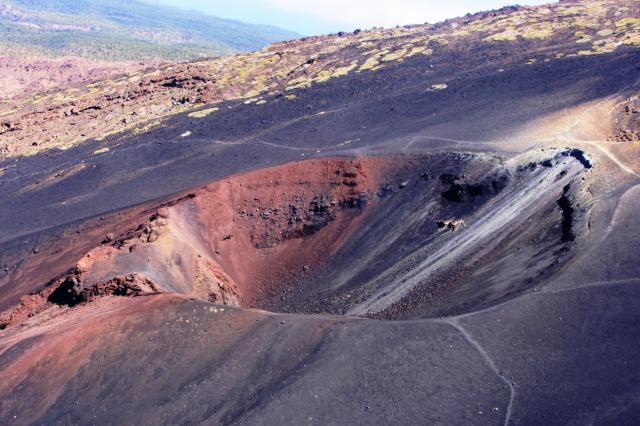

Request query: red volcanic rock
[{"left": 0, "top": 156, "right": 407, "bottom": 329}]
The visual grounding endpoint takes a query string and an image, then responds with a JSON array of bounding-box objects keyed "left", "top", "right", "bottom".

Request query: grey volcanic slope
[
  {"left": 1, "top": 6, "right": 640, "bottom": 426},
  {"left": 0, "top": 296, "right": 510, "bottom": 425},
  {"left": 0, "top": 51, "right": 637, "bottom": 247}
]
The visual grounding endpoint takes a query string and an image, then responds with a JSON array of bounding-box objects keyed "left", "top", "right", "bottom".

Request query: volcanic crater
[{"left": 0, "top": 148, "right": 593, "bottom": 329}]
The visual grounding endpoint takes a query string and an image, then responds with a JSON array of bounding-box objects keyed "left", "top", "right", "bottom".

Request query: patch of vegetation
[
  {"left": 133, "top": 120, "right": 162, "bottom": 135},
  {"left": 188, "top": 108, "right": 219, "bottom": 118},
  {"left": 406, "top": 46, "right": 432, "bottom": 57},
  {"left": 520, "top": 26, "right": 554, "bottom": 40},
  {"left": 382, "top": 48, "right": 408, "bottom": 62},
  {"left": 359, "top": 55, "right": 382, "bottom": 71},
  {"left": 331, "top": 60, "right": 359, "bottom": 77},
  {"left": 486, "top": 31, "right": 517, "bottom": 42},
  {"left": 597, "top": 29, "right": 614, "bottom": 37},
  {"left": 0, "top": 21, "right": 227, "bottom": 61},
  {"left": 0, "top": 0, "right": 299, "bottom": 60},
  {"left": 94, "top": 147, "right": 110, "bottom": 155},
  {"left": 616, "top": 18, "right": 640, "bottom": 28},
  {"left": 4, "top": 0, "right": 640, "bottom": 160}
]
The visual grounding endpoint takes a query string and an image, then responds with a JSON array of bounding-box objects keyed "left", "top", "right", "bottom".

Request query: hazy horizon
[{"left": 152, "top": 0, "right": 553, "bottom": 35}]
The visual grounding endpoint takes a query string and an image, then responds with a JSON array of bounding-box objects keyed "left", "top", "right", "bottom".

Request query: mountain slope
[
  {"left": 0, "top": 0, "right": 299, "bottom": 60},
  {"left": 1, "top": 0, "right": 639, "bottom": 158}
]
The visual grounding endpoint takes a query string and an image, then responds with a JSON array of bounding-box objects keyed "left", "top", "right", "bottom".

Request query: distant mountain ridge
[{"left": 0, "top": 0, "right": 299, "bottom": 60}]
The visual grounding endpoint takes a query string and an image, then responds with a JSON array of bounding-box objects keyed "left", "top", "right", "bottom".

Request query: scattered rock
[
  {"left": 437, "top": 219, "right": 465, "bottom": 231},
  {"left": 441, "top": 185, "right": 465, "bottom": 202},
  {"left": 557, "top": 185, "right": 576, "bottom": 242},
  {"left": 567, "top": 149, "right": 592, "bottom": 169}
]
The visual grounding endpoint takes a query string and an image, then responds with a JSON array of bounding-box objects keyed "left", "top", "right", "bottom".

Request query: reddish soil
[
  {"left": 190, "top": 156, "right": 402, "bottom": 306},
  {"left": 0, "top": 156, "right": 409, "bottom": 329},
  {"left": 0, "top": 294, "right": 181, "bottom": 420},
  {"left": 0, "top": 293, "right": 324, "bottom": 424},
  {"left": 0, "top": 196, "right": 164, "bottom": 310},
  {"left": 608, "top": 95, "right": 640, "bottom": 142},
  {"left": 0, "top": 56, "right": 155, "bottom": 101}
]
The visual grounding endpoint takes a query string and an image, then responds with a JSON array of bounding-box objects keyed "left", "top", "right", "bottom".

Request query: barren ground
[{"left": 1, "top": 1, "right": 640, "bottom": 424}]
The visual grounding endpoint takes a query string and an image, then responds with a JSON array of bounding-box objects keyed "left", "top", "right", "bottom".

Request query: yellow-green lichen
[
  {"left": 132, "top": 120, "right": 161, "bottom": 135},
  {"left": 332, "top": 60, "right": 359, "bottom": 77},
  {"left": 574, "top": 31, "right": 594, "bottom": 44},
  {"left": 285, "top": 79, "right": 311, "bottom": 91},
  {"left": 359, "top": 56, "right": 381, "bottom": 71},
  {"left": 381, "top": 48, "right": 408, "bottom": 62},
  {"left": 621, "top": 33, "right": 640, "bottom": 46},
  {"left": 484, "top": 31, "right": 518, "bottom": 42},
  {"left": 520, "top": 27, "right": 554, "bottom": 40},
  {"left": 406, "top": 46, "right": 433, "bottom": 57},
  {"left": 0, "top": 109, "right": 17, "bottom": 117},
  {"left": 313, "top": 70, "right": 333, "bottom": 83},
  {"left": 616, "top": 18, "right": 640, "bottom": 28},
  {"left": 188, "top": 107, "right": 219, "bottom": 118}
]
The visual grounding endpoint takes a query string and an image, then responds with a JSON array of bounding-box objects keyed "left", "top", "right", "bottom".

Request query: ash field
[{"left": 1, "top": 1, "right": 640, "bottom": 424}]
